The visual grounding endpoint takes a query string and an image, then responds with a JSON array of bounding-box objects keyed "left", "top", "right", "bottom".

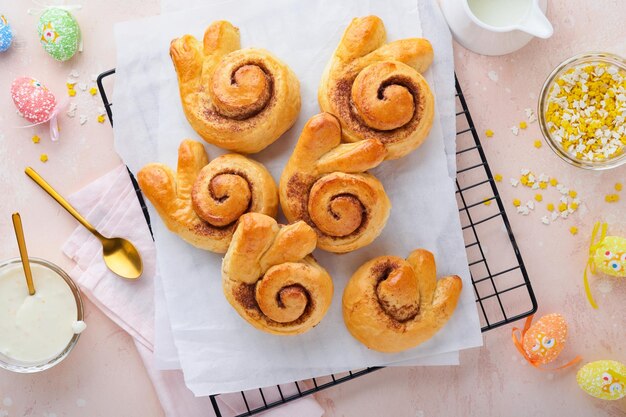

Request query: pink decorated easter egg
[
  {"left": 522, "top": 313, "right": 567, "bottom": 365},
  {"left": 11, "top": 77, "right": 57, "bottom": 124}
]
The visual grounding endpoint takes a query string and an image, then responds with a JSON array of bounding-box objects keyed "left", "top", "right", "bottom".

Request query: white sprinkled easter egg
[
  {"left": 522, "top": 314, "right": 567, "bottom": 365},
  {"left": 37, "top": 8, "right": 80, "bottom": 61},
  {"left": 577, "top": 360, "right": 626, "bottom": 401},
  {"left": 0, "top": 14, "right": 12, "bottom": 52},
  {"left": 11, "top": 77, "right": 57, "bottom": 124}
]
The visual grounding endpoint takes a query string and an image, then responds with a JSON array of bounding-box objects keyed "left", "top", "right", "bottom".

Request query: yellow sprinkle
[
  {"left": 40, "top": 154, "right": 48, "bottom": 163},
  {"left": 534, "top": 194, "right": 543, "bottom": 202},
  {"left": 68, "top": 89, "right": 76, "bottom": 97},
  {"left": 568, "top": 190, "right": 577, "bottom": 198},
  {"left": 616, "top": 183, "right": 623, "bottom": 191},
  {"left": 66, "top": 83, "right": 75, "bottom": 89},
  {"left": 546, "top": 203, "right": 555, "bottom": 212},
  {"left": 494, "top": 174, "right": 503, "bottom": 182},
  {"left": 539, "top": 181, "right": 548, "bottom": 189},
  {"left": 549, "top": 178, "right": 558, "bottom": 187},
  {"left": 513, "top": 198, "right": 521, "bottom": 207},
  {"left": 89, "top": 87, "right": 98, "bottom": 96},
  {"left": 570, "top": 226, "right": 578, "bottom": 235},
  {"left": 605, "top": 194, "right": 620, "bottom": 203},
  {"left": 31, "top": 135, "right": 40, "bottom": 144},
  {"left": 483, "top": 199, "right": 492, "bottom": 206},
  {"left": 533, "top": 140, "right": 542, "bottom": 148},
  {"left": 97, "top": 114, "right": 106, "bottom": 123},
  {"left": 519, "top": 121, "right": 528, "bottom": 129},
  {"left": 570, "top": 202, "right": 579, "bottom": 210},
  {"left": 558, "top": 203, "right": 568, "bottom": 212},
  {"left": 485, "top": 129, "right": 494, "bottom": 138}
]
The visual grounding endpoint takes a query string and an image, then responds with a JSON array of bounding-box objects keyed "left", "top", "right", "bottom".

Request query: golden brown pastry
[
  {"left": 343, "top": 249, "right": 462, "bottom": 352},
  {"left": 137, "top": 140, "right": 278, "bottom": 253},
  {"left": 279, "top": 113, "right": 391, "bottom": 254},
  {"left": 222, "top": 213, "right": 333, "bottom": 335},
  {"left": 319, "top": 16, "right": 435, "bottom": 160},
  {"left": 170, "top": 21, "right": 301, "bottom": 153}
]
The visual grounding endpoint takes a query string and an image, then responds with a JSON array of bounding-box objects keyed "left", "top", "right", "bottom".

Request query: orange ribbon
[{"left": 511, "top": 315, "right": 582, "bottom": 371}]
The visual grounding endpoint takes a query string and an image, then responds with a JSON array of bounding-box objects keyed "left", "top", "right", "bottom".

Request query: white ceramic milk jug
[{"left": 440, "top": 0, "right": 553, "bottom": 56}]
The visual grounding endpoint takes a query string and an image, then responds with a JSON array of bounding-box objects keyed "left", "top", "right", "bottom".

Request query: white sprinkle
[
  {"left": 517, "top": 206, "right": 530, "bottom": 215},
  {"left": 510, "top": 178, "right": 519, "bottom": 187},
  {"left": 66, "top": 102, "right": 78, "bottom": 118},
  {"left": 511, "top": 126, "right": 519, "bottom": 136},
  {"left": 525, "top": 108, "right": 534, "bottom": 118},
  {"left": 531, "top": 182, "right": 539, "bottom": 190},
  {"left": 66, "top": 78, "right": 77, "bottom": 86},
  {"left": 551, "top": 212, "right": 559, "bottom": 221},
  {"left": 526, "top": 201, "right": 535, "bottom": 210},
  {"left": 90, "top": 73, "right": 98, "bottom": 82},
  {"left": 78, "top": 82, "right": 87, "bottom": 91},
  {"left": 2, "top": 398, "right": 11, "bottom": 407},
  {"left": 487, "top": 70, "right": 499, "bottom": 82},
  {"left": 72, "top": 321, "right": 87, "bottom": 334},
  {"left": 76, "top": 399, "right": 86, "bottom": 407},
  {"left": 70, "top": 69, "right": 79, "bottom": 77},
  {"left": 79, "top": 115, "right": 88, "bottom": 125},
  {"left": 560, "top": 211, "right": 569, "bottom": 219},
  {"left": 520, "top": 168, "right": 530, "bottom": 175},
  {"left": 529, "top": 113, "right": 537, "bottom": 123},
  {"left": 541, "top": 216, "right": 550, "bottom": 225}
]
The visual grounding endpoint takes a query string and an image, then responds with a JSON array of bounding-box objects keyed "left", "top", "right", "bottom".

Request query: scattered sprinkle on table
[
  {"left": 68, "top": 89, "right": 76, "bottom": 97},
  {"left": 535, "top": 193, "right": 543, "bottom": 202},
  {"left": 519, "top": 121, "right": 528, "bottom": 129},
  {"left": 544, "top": 62, "right": 626, "bottom": 162},
  {"left": 534, "top": 140, "right": 542, "bottom": 148},
  {"left": 40, "top": 154, "right": 48, "bottom": 163},
  {"left": 570, "top": 226, "right": 578, "bottom": 235},
  {"left": 605, "top": 194, "right": 620, "bottom": 203},
  {"left": 483, "top": 199, "right": 492, "bottom": 206},
  {"left": 31, "top": 135, "right": 40, "bottom": 144},
  {"left": 494, "top": 173, "right": 502, "bottom": 182},
  {"left": 511, "top": 126, "right": 519, "bottom": 136},
  {"left": 513, "top": 198, "right": 521, "bottom": 207},
  {"left": 89, "top": 87, "right": 98, "bottom": 96},
  {"left": 485, "top": 129, "right": 494, "bottom": 137},
  {"left": 97, "top": 114, "right": 106, "bottom": 123},
  {"left": 550, "top": 178, "right": 558, "bottom": 186},
  {"left": 547, "top": 203, "right": 555, "bottom": 211},
  {"left": 616, "top": 182, "right": 623, "bottom": 191}
]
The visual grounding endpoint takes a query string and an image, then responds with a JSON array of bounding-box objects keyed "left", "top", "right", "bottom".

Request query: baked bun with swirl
[
  {"left": 137, "top": 140, "right": 278, "bottom": 253},
  {"left": 319, "top": 16, "right": 435, "bottom": 160},
  {"left": 170, "top": 21, "right": 301, "bottom": 153},
  {"left": 279, "top": 113, "right": 391, "bottom": 254},
  {"left": 222, "top": 213, "right": 333, "bottom": 335},
  {"left": 343, "top": 249, "right": 462, "bottom": 353}
]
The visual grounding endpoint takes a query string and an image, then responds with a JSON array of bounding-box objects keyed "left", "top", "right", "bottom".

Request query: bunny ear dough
[
  {"left": 170, "top": 35, "right": 203, "bottom": 93},
  {"left": 334, "top": 16, "right": 387, "bottom": 62}
]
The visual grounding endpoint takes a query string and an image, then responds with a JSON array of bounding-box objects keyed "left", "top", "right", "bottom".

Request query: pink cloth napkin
[{"left": 61, "top": 164, "right": 324, "bottom": 417}]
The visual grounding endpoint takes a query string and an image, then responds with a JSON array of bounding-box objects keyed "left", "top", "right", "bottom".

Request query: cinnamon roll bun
[
  {"left": 279, "top": 113, "right": 391, "bottom": 253},
  {"left": 137, "top": 140, "right": 278, "bottom": 253},
  {"left": 222, "top": 213, "right": 333, "bottom": 335},
  {"left": 343, "top": 249, "right": 462, "bottom": 352},
  {"left": 319, "top": 16, "right": 435, "bottom": 160},
  {"left": 170, "top": 21, "right": 301, "bottom": 153}
]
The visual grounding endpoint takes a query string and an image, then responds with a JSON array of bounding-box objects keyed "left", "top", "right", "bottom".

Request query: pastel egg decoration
[
  {"left": 37, "top": 8, "right": 80, "bottom": 61},
  {"left": 11, "top": 77, "right": 57, "bottom": 123},
  {"left": 521, "top": 313, "right": 567, "bottom": 365},
  {"left": 577, "top": 360, "right": 626, "bottom": 401},
  {"left": 0, "top": 14, "right": 12, "bottom": 52},
  {"left": 584, "top": 222, "right": 626, "bottom": 308}
]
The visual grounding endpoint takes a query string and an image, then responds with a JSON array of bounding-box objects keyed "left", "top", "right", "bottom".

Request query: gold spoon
[
  {"left": 25, "top": 167, "right": 143, "bottom": 280},
  {"left": 11, "top": 213, "right": 36, "bottom": 295}
]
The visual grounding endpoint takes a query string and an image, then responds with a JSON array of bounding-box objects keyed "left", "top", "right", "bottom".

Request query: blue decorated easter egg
[
  {"left": 0, "top": 14, "right": 13, "bottom": 52},
  {"left": 37, "top": 8, "right": 80, "bottom": 61}
]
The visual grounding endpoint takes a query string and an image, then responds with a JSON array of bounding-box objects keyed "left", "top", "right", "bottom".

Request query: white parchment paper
[{"left": 114, "top": 0, "right": 482, "bottom": 396}]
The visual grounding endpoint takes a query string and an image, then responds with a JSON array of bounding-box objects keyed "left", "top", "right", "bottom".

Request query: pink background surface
[{"left": 0, "top": 1, "right": 624, "bottom": 416}]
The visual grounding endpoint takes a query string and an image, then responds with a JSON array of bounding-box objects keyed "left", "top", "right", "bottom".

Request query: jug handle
[{"left": 519, "top": 4, "right": 554, "bottom": 39}]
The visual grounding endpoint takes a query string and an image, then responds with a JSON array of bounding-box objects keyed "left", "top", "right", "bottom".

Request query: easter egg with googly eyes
[
  {"left": 0, "top": 14, "right": 13, "bottom": 52},
  {"left": 11, "top": 77, "right": 57, "bottom": 124},
  {"left": 37, "top": 8, "right": 80, "bottom": 61},
  {"left": 593, "top": 236, "right": 626, "bottom": 278},
  {"left": 522, "top": 313, "right": 567, "bottom": 365},
  {"left": 577, "top": 360, "right": 626, "bottom": 401}
]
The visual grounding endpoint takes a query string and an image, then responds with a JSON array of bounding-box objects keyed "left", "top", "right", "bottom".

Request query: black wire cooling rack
[{"left": 97, "top": 69, "right": 537, "bottom": 417}]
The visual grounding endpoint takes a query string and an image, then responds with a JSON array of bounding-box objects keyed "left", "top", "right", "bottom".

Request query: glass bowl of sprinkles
[{"left": 539, "top": 52, "right": 626, "bottom": 170}]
